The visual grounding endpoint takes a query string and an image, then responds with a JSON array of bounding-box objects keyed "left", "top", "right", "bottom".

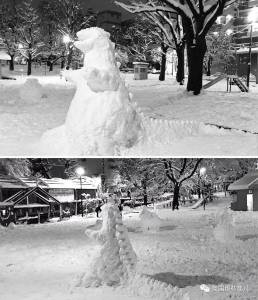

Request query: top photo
[{"left": 0, "top": 0, "right": 258, "bottom": 157}]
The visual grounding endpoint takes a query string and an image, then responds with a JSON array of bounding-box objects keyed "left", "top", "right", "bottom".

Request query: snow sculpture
[
  {"left": 213, "top": 209, "right": 236, "bottom": 243},
  {"left": 78, "top": 203, "right": 137, "bottom": 287},
  {"left": 40, "top": 27, "right": 143, "bottom": 155},
  {"left": 19, "top": 78, "right": 42, "bottom": 104},
  {"left": 139, "top": 207, "right": 163, "bottom": 231}
]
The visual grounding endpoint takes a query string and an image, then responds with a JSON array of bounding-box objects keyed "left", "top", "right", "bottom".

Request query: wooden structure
[
  {"left": 0, "top": 202, "right": 14, "bottom": 226},
  {"left": 0, "top": 175, "right": 100, "bottom": 224},
  {"left": 41, "top": 177, "right": 99, "bottom": 215},
  {"left": 1, "top": 186, "right": 61, "bottom": 225},
  {"left": 133, "top": 62, "right": 149, "bottom": 80},
  {"left": 0, "top": 50, "right": 11, "bottom": 78},
  {"left": 0, "top": 175, "right": 28, "bottom": 201},
  {"left": 226, "top": 75, "right": 248, "bottom": 92},
  {"left": 228, "top": 171, "right": 258, "bottom": 211}
]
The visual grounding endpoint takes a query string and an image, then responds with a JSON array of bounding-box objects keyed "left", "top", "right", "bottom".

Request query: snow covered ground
[
  {"left": 1, "top": 194, "right": 258, "bottom": 300},
  {"left": 0, "top": 69, "right": 258, "bottom": 156}
]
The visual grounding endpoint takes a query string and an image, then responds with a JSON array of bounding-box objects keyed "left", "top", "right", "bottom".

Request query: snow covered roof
[
  {"left": 0, "top": 175, "right": 99, "bottom": 192},
  {"left": 3, "top": 186, "right": 60, "bottom": 206},
  {"left": 15, "top": 204, "right": 49, "bottom": 209},
  {"left": 0, "top": 51, "right": 11, "bottom": 60},
  {"left": 236, "top": 47, "right": 258, "bottom": 54},
  {"left": 160, "top": 192, "right": 173, "bottom": 198},
  {"left": 0, "top": 175, "right": 27, "bottom": 189},
  {"left": 228, "top": 171, "right": 258, "bottom": 190},
  {"left": 41, "top": 176, "right": 99, "bottom": 190},
  {"left": 19, "top": 177, "right": 49, "bottom": 188}
]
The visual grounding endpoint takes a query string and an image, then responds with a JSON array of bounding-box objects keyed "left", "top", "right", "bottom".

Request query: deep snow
[
  {"left": 1, "top": 68, "right": 258, "bottom": 156},
  {"left": 1, "top": 193, "right": 258, "bottom": 300}
]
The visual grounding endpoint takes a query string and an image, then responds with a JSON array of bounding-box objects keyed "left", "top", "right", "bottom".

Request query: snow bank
[
  {"left": 139, "top": 207, "right": 163, "bottom": 231},
  {"left": 19, "top": 78, "right": 43, "bottom": 104}
]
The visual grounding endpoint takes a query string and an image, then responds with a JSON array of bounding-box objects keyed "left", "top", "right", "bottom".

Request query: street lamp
[
  {"left": 247, "top": 7, "right": 258, "bottom": 89},
  {"left": 62, "top": 34, "right": 72, "bottom": 70},
  {"left": 199, "top": 167, "right": 206, "bottom": 199},
  {"left": 225, "top": 29, "right": 233, "bottom": 36},
  {"left": 63, "top": 34, "right": 71, "bottom": 44},
  {"left": 76, "top": 167, "right": 85, "bottom": 217}
]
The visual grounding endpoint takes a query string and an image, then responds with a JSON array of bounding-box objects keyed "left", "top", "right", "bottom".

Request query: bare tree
[
  {"left": 55, "top": 0, "right": 96, "bottom": 69},
  {"left": 163, "top": 158, "right": 202, "bottom": 209},
  {"left": 116, "top": 0, "right": 185, "bottom": 83},
  {"left": 17, "top": 0, "right": 44, "bottom": 75},
  {"left": 0, "top": 0, "right": 20, "bottom": 71},
  {"left": 117, "top": 0, "right": 234, "bottom": 94},
  {"left": 0, "top": 159, "right": 31, "bottom": 176}
]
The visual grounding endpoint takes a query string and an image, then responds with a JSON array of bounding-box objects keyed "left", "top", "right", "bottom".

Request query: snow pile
[
  {"left": 0, "top": 224, "right": 5, "bottom": 233},
  {"left": 40, "top": 27, "right": 143, "bottom": 155},
  {"left": 19, "top": 78, "right": 42, "bottom": 103},
  {"left": 213, "top": 209, "right": 236, "bottom": 243},
  {"left": 8, "top": 222, "right": 15, "bottom": 230},
  {"left": 77, "top": 203, "right": 137, "bottom": 287},
  {"left": 139, "top": 207, "right": 163, "bottom": 231}
]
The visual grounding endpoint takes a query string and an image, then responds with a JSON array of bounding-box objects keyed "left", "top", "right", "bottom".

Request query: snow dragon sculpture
[
  {"left": 40, "top": 27, "right": 143, "bottom": 156},
  {"left": 77, "top": 203, "right": 137, "bottom": 287}
]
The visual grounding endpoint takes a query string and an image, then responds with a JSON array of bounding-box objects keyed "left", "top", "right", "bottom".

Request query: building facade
[{"left": 228, "top": 171, "right": 258, "bottom": 211}]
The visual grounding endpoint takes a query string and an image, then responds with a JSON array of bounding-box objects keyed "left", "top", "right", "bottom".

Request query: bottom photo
[{"left": 0, "top": 158, "right": 257, "bottom": 300}]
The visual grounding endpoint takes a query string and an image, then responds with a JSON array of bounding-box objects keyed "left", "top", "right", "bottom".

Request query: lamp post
[
  {"left": 76, "top": 166, "right": 85, "bottom": 217},
  {"left": 62, "top": 34, "right": 71, "bottom": 70},
  {"left": 199, "top": 167, "right": 207, "bottom": 199},
  {"left": 247, "top": 7, "right": 258, "bottom": 89}
]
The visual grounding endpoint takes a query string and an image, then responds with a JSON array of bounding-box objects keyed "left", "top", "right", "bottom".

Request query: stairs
[
  {"left": 203, "top": 74, "right": 226, "bottom": 89},
  {"left": 232, "top": 77, "right": 248, "bottom": 92}
]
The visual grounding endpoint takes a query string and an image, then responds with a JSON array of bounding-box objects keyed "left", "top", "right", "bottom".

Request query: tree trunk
[
  {"left": 49, "top": 61, "right": 54, "bottom": 72},
  {"left": 66, "top": 47, "right": 73, "bottom": 70},
  {"left": 197, "top": 186, "right": 201, "bottom": 199},
  {"left": 186, "top": 37, "right": 207, "bottom": 95},
  {"left": 9, "top": 55, "right": 15, "bottom": 71},
  {"left": 206, "top": 56, "right": 212, "bottom": 76},
  {"left": 61, "top": 59, "right": 65, "bottom": 70},
  {"left": 172, "top": 183, "right": 180, "bottom": 210},
  {"left": 176, "top": 43, "right": 185, "bottom": 85},
  {"left": 27, "top": 54, "right": 32, "bottom": 76},
  {"left": 159, "top": 44, "right": 167, "bottom": 81},
  {"left": 143, "top": 184, "right": 148, "bottom": 206}
]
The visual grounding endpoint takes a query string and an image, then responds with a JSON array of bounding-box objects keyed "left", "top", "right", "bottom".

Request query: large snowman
[{"left": 40, "top": 27, "right": 143, "bottom": 155}]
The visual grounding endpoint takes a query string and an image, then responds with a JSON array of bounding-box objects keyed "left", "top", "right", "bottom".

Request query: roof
[
  {"left": 0, "top": 51, "right": 11, "bottom": 60},
  {"left": 3, "top": 186, "right": 60, "bottom": 206},
  {"left": 228, "top": 171, "right": 258, "bottom": 191},
  {"left": 236, "top": 47, "right": 258, "bottom": 54},
  {"left": 160, "top": 192, "right": 174, "bottom": 198},
  {"left": 0, "top": 175, "right": 27, "bottom": 189},
  {"left": 0, "top": 202, "right": 13, "bottom": 207},
  {"left": 0, "top": 175, "right": 100, "bottom": 193},
  {"left": 41, "top": 177, "right": 99, "bottom": 190},
  {"left": 19, "top": 177, "right": 49, "bottom": 188}
]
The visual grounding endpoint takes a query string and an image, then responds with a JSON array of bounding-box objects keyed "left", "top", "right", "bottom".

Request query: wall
[{"left": 231, "top": 190, "right": 248, "bottom": 210}]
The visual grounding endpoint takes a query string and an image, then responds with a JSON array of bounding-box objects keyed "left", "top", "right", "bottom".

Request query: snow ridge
[{"left": 120, "top": 273, "right": 190, "bottom": 300}]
